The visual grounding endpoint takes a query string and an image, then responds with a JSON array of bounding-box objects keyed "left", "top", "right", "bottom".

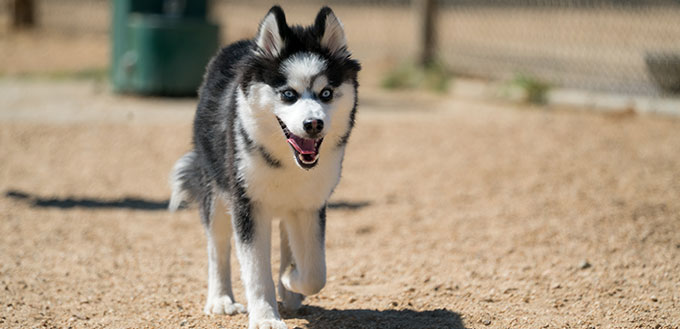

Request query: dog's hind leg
[
  {"left": 278, "top": 220, "right": 304, "bottom": 311},
  {"left": 203, "top": 195, "right": 246, "bottom": 315},
  {"left": 280, "top": 207, "right": 327, "bottom": 297}
]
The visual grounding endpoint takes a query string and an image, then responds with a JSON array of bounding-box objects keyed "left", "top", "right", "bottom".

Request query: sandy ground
[{"left": 1, "top": 80, "right": 679, "bottom": 329}]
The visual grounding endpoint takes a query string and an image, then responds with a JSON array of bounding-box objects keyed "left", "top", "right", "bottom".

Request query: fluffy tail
[{"left": 169, "top": 151, "right": 201, "bottom": 211}]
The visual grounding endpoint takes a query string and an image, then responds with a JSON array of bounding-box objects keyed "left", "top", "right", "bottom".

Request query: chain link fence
[
  {"left": 438, "top": 1, "right": 680, "bottom": 96},
  {"left": 2, "top": 0, "right": 680, "bottom": 96}
]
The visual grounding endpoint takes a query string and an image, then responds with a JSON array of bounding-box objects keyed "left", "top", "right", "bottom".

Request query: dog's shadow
[
  {"left": 5, "top": 190, "right": 371, "bottom": 212},
  {"left": 283, "top": 305, "right": 467, "bottom": 329}
]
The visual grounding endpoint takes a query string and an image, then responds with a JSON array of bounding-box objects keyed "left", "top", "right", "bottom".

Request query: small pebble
[
  {"left": 651, "top": 296, "right": 658, "bottom": 302},
  {"left": 482, "top": 319, "right": 491, "bottom": 326},
  {"left": 579, "top": 260, "right": 592, "bottom": 269},
  {"left": 348, "top": 297, "right": 357, "bottom": 303}
]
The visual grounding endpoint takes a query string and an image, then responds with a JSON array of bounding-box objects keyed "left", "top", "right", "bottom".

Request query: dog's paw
[
  {"left": 249, "top": 319, "right": 288, "bottom": 329},
  {"left": 278, "top": 280, "right": 304, "bottom": 312},
  {"left": 204, "top": 296, "right": 246, "bottom": 315},
  {"left": 280, "top": 264, "right": 325, "bottom": 296}
]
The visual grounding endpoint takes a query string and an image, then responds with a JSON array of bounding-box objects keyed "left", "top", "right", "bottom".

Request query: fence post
[
  {"left": 416, "top": 0, "right": 437, "bottom": 67},
  {"left": 11, "top": 0, "right": 35, "bottom": 29}
]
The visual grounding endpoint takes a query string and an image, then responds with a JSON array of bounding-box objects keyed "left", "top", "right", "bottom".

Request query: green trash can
[{"left": 111, "top": 0, "right": 219, "bottom": 96}]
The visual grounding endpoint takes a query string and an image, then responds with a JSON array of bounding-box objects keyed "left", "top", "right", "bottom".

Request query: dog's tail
[{"left": 169, "top": 151, "right": 201, "bottom": 212}]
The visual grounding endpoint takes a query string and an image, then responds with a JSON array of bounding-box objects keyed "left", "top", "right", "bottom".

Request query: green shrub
[
  {"left": 382, "top": 61, "right": 451, "bottom": 93},
  {"left": 506, "top": 73, "right": 550, "bottom": 104}
]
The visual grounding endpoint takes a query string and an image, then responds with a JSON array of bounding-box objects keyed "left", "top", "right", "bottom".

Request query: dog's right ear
[{"left": 255, "top": 6, "right": 288, "bottom": 57}]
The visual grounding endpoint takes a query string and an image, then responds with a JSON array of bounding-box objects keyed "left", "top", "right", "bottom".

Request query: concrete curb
[
  {"left": 451, "top": 78, "right": 680, "bottom": 118},
  {"left": 548, "top": 88, "right": 680, "bottom": 117}
]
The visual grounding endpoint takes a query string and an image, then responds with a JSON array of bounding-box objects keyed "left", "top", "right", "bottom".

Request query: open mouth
[{"left": 276, "top": 117, "right": 324, "bottom": 169}]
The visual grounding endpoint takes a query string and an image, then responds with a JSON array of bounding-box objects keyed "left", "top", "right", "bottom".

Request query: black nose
[{"left": 303, "top": 118, "right": 324, "bottom": 136}]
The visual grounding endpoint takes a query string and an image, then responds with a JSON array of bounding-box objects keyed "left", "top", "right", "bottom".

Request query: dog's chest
[{"left": 239, "top": 151, "right": 343, "bottom": 211}]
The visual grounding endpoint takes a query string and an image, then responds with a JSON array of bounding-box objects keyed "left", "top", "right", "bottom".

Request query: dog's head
[{"left": 241, "top": 6, "right": 361, "bottom": 170}]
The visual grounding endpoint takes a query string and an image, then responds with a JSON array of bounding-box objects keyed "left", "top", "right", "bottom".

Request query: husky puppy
[{"left": 169, "top": 6, "right": 360, "bottom": 329}]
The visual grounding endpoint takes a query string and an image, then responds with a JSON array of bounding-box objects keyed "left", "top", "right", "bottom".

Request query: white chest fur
[{"left": 238, "top": 144, "right": 345, "bottom": 213}]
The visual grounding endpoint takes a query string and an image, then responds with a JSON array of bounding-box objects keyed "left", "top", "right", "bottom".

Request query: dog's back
[{"left": 169, "top": 40, "right": 252, "bottom": 212}]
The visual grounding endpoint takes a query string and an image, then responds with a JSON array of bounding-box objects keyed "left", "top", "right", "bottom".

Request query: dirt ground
[{"left": 1, "top": 79, "right": 679, "bottom": 329}]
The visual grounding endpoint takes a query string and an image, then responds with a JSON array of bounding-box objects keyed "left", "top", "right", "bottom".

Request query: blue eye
[
  {"left": 319, "top": 88, "right": 333, "bottom": 102},
  {"left": 281, "top": 89, "right": 298, "bottom": 102}
]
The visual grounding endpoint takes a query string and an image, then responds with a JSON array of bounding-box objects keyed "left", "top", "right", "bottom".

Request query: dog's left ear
[{"left": 315, "top": 7, "right": 348, "bottom": 57}]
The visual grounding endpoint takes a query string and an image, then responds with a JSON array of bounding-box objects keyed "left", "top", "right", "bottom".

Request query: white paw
[
  {"left": 278, "top": 280, "right": 304, "bottom": 311},
  {"left": 280, "top": 264, "right": 298, "bottom": 294},
  {"left": 250, "top": 319, "right": 287, "bottom": 329},
  {"left": 280, "top": 265, "right": 325, "bottom": 296},
  {"left": 204, "top": 296, "right": 246, "bottom": 315}
]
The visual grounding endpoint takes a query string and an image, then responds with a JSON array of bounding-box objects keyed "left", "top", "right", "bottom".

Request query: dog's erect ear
[
  {"left": 255, "top": 6, "right": 288, "bottom": 57},
  {"left": 314, "top": 7, "right": 348, "bottom": 57}
]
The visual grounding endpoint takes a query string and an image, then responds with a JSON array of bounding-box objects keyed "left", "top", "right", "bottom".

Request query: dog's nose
[{"left": 303, "top": 118, "right": 324, "bottom": 136}]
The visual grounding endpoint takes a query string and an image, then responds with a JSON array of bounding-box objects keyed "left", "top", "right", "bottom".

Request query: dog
[{"left": 169, "top": 5, "right": 360, "bottom": 329}]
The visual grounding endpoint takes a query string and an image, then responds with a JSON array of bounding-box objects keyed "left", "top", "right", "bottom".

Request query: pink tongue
[{"left": 287, "top": 135, "right": 317, "bottom": 155}]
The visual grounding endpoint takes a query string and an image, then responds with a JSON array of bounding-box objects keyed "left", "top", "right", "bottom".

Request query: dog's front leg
[
  {"left": 280, "top": 207, "right": 327, "bottom": 297},
  {"left": 204, "top": 198, "right": 246, "bottom": 315},
  {"left": 233, "top": 205, "right": 286, "bottom": 329},
  {"left": 278, "top": 220, "right": 304, "bottom": 311}
]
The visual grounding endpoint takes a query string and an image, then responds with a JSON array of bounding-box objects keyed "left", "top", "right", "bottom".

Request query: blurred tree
[
  {"left": 416, "top": 0, "right": 438, "bottom": 67},
  {"left": 11, "top": 0, "right": 35, "bottom": 29}
]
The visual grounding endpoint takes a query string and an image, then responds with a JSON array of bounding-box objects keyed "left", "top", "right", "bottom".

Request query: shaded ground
[{"left": 1, "top": 80, "right": 679, "bottom": 328}]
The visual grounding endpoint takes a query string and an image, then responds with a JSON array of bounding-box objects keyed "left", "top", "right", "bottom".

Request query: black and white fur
[{"left": 169, "top": 6, "right": 360, "bottom": 329}]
